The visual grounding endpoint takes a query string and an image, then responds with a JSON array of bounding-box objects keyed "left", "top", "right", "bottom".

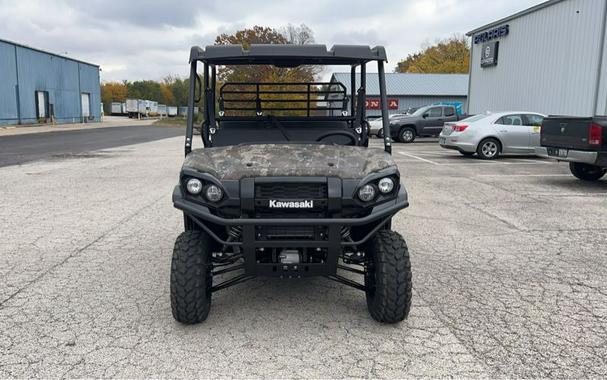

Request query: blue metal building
[
  {"left": 329, "top": 72, "right": 469, "bottom": 117},
  {"left": 0, "top": 38, "right": 101, "bottom": 125}
]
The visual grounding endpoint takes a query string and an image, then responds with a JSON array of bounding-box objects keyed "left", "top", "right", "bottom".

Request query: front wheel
[
  {"left": 170, "top": 231, "right": 213, "bottom": 324},
  {"left": 399, "top": 127, "right": 416, "bottom": 143},
  {"left": 377, "top": 128, "right": 384, "bottom": 139},
  {"left": 569, "top": 162, "right": 606, "bottom": 181},
  {"left": 365, "top": 230, "right": 413, "bottom": 323}
]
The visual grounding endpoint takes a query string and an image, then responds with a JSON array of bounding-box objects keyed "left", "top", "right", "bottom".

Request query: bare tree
[{"left": 282, "top": 24, "right": 315, "bottom": 45}]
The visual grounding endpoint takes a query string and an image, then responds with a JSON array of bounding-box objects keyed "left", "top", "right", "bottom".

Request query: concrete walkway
[{"left": 0, "top": 116, "right": 157, "bottom": 137}]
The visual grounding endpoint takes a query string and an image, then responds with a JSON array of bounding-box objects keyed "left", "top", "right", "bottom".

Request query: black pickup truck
[
  {"left": 389, "top": 105, "right": 462, "bottom": 143},
  {"left": 535, "top": 116, "right": 607, "bottom": 181}
]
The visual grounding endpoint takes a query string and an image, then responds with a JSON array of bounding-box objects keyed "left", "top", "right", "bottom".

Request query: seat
[{"left": 211, "top": 119, "right": 356, "bottom": 146}]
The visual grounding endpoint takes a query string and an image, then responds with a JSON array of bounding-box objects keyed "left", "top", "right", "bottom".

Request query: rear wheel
[
  {"left": 377, "top": 128, "right": 384, "bottom": 138},
  {"left": 365, "top": 230, "right": 412, "bottom": 323},
  {"left": 477, "top": 138, "right": 501, "bottom": 159},
  {"left": 399, "top": 127, "right": 416, "bottom": 143},
  {"left": 170, "top": 231, "right": 213, "bottom": 324},
  {"left": 569, "top": 162, "right": 606, "bottom": 181}
]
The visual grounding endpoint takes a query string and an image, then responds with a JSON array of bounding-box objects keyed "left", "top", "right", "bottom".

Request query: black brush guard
[{"left": 173, "top": 183, "right": 408, "bottom": 292}]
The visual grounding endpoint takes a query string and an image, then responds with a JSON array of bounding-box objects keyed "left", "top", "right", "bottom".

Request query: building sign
[
  {"left": 366, "top": 98, "right": 399, "bottom": 110},
  {"left": 480, "top": 41, "right": 499, "bottom": 67},
  {"left": 474, "top": 24, "right": 509, "bottom": 44}
]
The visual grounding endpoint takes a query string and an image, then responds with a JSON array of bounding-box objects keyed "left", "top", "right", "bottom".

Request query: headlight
[
  {"left": 186, "top": 178, "right": 203, "bottom": 195},
  {"left": 205, "top": 184, "right": 223, "bottom": 202},
  {"left": 358, "top": 184, "right": 376, "bottom": 202},
  {"left": 378, "top": 177, "right": 394, "bottom": 194}
]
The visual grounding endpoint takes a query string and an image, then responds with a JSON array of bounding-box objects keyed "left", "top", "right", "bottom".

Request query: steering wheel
[{"left": 315, "top": 131, "right": 357, "bottom": 146}]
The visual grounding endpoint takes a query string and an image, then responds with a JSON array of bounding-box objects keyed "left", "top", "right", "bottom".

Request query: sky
[{"left": 0, "top": 0, "right": 542, "bottom": 82}]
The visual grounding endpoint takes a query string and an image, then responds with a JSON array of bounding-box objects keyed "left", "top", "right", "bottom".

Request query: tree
[
  {"left": 100, "top": 82, "right": 128, "bottom": 113},
  {"left": 163, "top": 75, "right": 189, "bottom": 107},
  {"left": 396, "top": 35, "right": 470, "bottom": 74},
  {"left": 213, "top": 25, "right": 319, "bottom": 115},
  {"left": 282, "top": 23, "right": 315, "bottom": 45}
]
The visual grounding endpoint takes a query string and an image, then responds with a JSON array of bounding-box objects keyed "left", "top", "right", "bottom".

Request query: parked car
[
  {"left": 390, "top": 105, "right": 463, "bottom": 143},
  {"left": 438, "top": 112, "right": 546, "bottom": 159},
  {"left": 535, "top": 116, "right": 607, "bottom": 181},
  {"left": 368, "top": 113, "right": 407, "bottom": 137}
]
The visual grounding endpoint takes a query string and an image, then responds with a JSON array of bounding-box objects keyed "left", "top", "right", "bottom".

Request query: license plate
[
  {"left": 548, "top": 148, "right": 568, "bottom": 158},
  {"left": 439, "top": 137, "right": 446, "bottom": 144}
]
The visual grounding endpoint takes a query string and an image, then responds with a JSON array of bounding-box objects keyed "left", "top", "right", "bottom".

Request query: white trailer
[
  {"left": 126, "top": 99, "right": 140, "bottom": 118},
  {"left": 111, "top": 102, "right": 124, "bottom": 115},
  {"left": 167, "top": 106, "right": 178, "bottom": 117},
  {"left": 158, "top": 104, "right": 167, "bottom": 117},
  {"left": 149, "top": 101, "right": 158, "bottom": 114}
]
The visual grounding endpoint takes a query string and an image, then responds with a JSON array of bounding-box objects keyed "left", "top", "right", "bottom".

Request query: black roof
[{"left": 189, "top": 44, "right": 387, "bottom": 65}]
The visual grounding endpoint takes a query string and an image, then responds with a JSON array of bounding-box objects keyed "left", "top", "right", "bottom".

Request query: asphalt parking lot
[{"left": 1, "top": 130, "right": 606, "bottom": 378}]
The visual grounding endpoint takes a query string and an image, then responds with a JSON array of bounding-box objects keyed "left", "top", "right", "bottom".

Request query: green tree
[
  {"left": 396, "top": 35, "right": 470, "bottom": 74},
  {"left": 214, "top": 24, "right": 319, "bottom": 115},
  {"left": 101, "top": 82, "right": 128, "bottom": 113}
]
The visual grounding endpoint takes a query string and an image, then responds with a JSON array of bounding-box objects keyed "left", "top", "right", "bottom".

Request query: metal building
[
  {"left": 329, "top": 72, "right": 468, "bottom": 117},
  {"left": 0, "top": 38, "right": 101, "bottom": 125},
  {"left": 467, "top": 0, "right": 607, "bottom": 117}
]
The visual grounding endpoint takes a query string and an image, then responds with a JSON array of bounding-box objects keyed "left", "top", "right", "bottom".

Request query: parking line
[
  {"left": 475, "top": 174, "right": 571, "bottom": 177},
  {"left": 509, "top": 158, "right": 553, "bottom": 164},
  {"left": 397, "top": 151, "right": 439, "bottom": 165}
]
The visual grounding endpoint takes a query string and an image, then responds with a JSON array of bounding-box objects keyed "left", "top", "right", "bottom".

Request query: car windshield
[{"left": 411, "top": 107, "right": 429, "bottom": 116}]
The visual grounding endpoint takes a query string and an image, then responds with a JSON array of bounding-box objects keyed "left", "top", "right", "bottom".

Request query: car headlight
[
  {"left": 378, "top": 177, "right": 394, "bottom": 194},
  {"left": 186, "top": 178, "right": 203, "bottom": 195},
  {"left": 205, "top": 184, "right": 223, "bottom": 202},
  {"left": 358, "top": 184, "right": 376, "bottom": 202}
]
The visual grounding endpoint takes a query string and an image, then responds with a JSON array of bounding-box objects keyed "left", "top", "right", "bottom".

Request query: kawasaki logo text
[{"left": 268, "top": 200, "right": 314, "bottom": 208}]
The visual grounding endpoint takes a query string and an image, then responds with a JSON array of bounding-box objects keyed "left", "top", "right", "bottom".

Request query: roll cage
[{"left": 184, "top": 44, "right": 393, "bottom": 155}]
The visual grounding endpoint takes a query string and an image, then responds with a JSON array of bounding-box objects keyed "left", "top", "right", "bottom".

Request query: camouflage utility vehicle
[{"left": 171, "top": 44, "right": 412, "bottom": 323}]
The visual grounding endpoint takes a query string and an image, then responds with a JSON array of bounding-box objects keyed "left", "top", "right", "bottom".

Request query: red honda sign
[{"left": 365, "top": 98, "right": 399, "bottom": 110}]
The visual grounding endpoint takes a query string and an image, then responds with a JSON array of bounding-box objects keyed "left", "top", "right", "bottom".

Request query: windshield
[{"left": 411, "top": 106, "right": 429, "bottom": 116}]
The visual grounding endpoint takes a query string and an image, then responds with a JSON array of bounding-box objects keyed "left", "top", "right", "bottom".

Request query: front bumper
[
  {"left": 535, "top": 147, "right": 599, "bottom": 165},
  {"left": 173, "top": 185, "right": 408, "bottom": 277}
]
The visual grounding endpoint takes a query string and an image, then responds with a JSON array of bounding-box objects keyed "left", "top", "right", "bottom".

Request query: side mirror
[{"left": 422, "top": 113, "right": 429, "bottom": 118}]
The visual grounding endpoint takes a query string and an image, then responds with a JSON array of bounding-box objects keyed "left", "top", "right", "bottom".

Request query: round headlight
[
  {"left": 358, "top": 184, "right": 376, "bottom": 202},
  {"left": 186, "top": 178, "right": 203, "bottom": 195},
  {"left": 378, "top": 177, "right": 395, "bottom": 194},
  {"left": 205, "top": 184, "right": 223, "bottom": 202}
]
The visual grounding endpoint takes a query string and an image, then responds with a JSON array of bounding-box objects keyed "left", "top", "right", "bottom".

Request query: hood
[
  {"left": 391, "top": 116, "right": 416, "bottom": 124},
  {"left": 183, "top": 143, "right": 396, "bottom": 180}
]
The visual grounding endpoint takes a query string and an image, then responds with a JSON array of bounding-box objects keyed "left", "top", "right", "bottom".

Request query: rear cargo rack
[{"left": 219, "top": 82, "right": 347, "bottom": 117}]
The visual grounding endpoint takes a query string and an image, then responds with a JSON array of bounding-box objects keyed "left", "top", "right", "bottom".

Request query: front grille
[
  {"left": 255, "top": 208, "right": 326, "bottom": 218},
  {"left": 255, "top": 183, "right": 328, "bottom": 199},
  {"left": 254, "top": 181, "right": 328, "bottom": 218},
  {"left": 262, "top": 226, "right": 315, "bottom": 240}
]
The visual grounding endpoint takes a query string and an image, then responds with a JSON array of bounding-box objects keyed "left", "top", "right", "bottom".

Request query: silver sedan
[
  {"left": 438, "top": 112, "right": 546, "bottom": 159},
  {"left": 368, "top": 114, "right": 407, "bottom": 137}
]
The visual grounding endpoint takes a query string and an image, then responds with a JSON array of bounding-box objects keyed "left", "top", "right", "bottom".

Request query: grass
[{"left": 153, "top": 118, "right": 186, "bottom": 127}]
